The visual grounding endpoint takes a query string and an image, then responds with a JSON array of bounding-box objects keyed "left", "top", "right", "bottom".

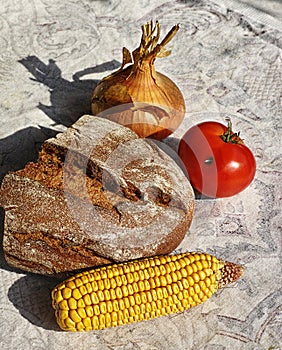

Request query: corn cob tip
[{"left": 218, "top": 261, "right": 244, "bottom": 288}]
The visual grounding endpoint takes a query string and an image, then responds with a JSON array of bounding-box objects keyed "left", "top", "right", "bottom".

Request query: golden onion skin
[{"left": 91, "top": 22, "right": 186, "bottom": 140}]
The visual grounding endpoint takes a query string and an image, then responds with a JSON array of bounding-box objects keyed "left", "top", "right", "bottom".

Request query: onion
[{"left": 91, "top": 21, "right": 186, "bottom": 140}]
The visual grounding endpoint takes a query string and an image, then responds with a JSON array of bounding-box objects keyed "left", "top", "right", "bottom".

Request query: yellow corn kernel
[
  {"left": 138, "top": 280, "right": 145, "bottom": 292},
  {"left": 210, "top": 274, "right": 216, "bottom": 285},
  {"left": 83, "top": 294, "right": 92, "bottom": 306},
  {"left": 92, "top": 315, "right": 99, "bottom": 329},
  {"left": 68, "top": 298, "right": 77, "bottom": 310},
  {"left": 65, "top": 280, "right": 76, "bottom": 289},
  {"left": 127, "top": 273, "right": 134, "bottom": 284},
  {"left": 192, "top": 293, "right": 201, "bottom": 304},
  {"left": 129, "top": 295, "right": 135, "bottom": 306},
  {"left": 176, "top": 270, "right": 183, "bottom": 280},
  {"left": 146, "top": 291, "right": 153, "bottom": 303},
  {"left": 154, "top": 266, "right": 161, "bottom": 276},
  {"left": 198, "top": 270, "right": 207, "bottom": 281},
  {"left": 180, "top": 268, "right": 188, "bottom": 278},
  {"left": 52, "top": 252, "right": 243, "bottom": 331},
  {"left": 171, "top": 272, "right": 178, "bottom": 283},
  {"left": 97, "top": 290, "right": 105, "bottom": 302},
  {"left": 198, "top": 290, "right": 206, "bottom": 301},
  {"left": 77, "top": 308, "right": 87, "bottom": 319},
  {"left": 145, "top": 302, "right": 151, "bottom": 313},
  {"left": 127, "top": 284, "right": 134, "bottom": 295},
  {"left": 103, "top": 290, "right": 111, "bottom": 301},
  {"left": 72, "top": 289, "right": 82, "bottom": 300},
  {"left": 148, "top": 267, "right": 155, "bottom": 278},
  {"left": 103, "top": 279, "right": 111, "bottom": 289},
  {"left": 119, "top": 286, "right": 126, "bottom": 298},
  {"left": 110, "top": 289, "right": 117, "bottom": 300},
  {"left": 65, "top": 317, "right": 76, "bottom": 329},
  {"left": 97, "top": 280, "right": 104, "bottom": 291},
  {"left": 106, "top": 301, "right": 113, "bottom": 313},
  {"left": 168, "top": 262, "right": 176, "bottom": 272},
  {"left": 191, "top": 263, "right": 198, "bottom": 273},
  {"left": 188, "top": 286, "right": 195, "bottom": 297},
  {"left": 181, "top": 299, "right": 189, "bottom": 308},
  {"left": 183, "top": 289, "right": 189, "bottom": 300},
  {"left": 159, "top": 265, "right": 167, "bottom": 275},
  {"left": 182, "top": 278, "right": 189, "bottom": 289},
  {"left": 123, "top": 297, "right": 130, "bottom": 309},
  {"left": 123, "top": 308, "right": 129, "bottom": 320},
  {"left": 166, "top": 274, "right": 172, "bottom": 285},
  {"left": 134, "top": 304, "right": 141, "bottom": 315},
  {"left": 118, "top": 299, "right": 125, "bottom": 310},
  {"left": 149, "top": 278, "right": 156, "bottom": 289},
  {"left": 162, "top": 288, "right": 168, "bottom": 299},
  {"left": 204, "top": 268, "right": 213, "bottom": 277},
  {"left": 85, "top": 305, "right": 94, "bottom": 317},
  {"left": 115, "top": 276, "right": 123, "bottom": 287},
  {"left": 105, "top": 313, "right": 111, "bottom": 326},
  {"left": 69, "top": 309, "right": 81, "bottom": 323},
  {"left": 74, "top": 278, "right": 83, "bottom": 288},
  {"left": 100, "top": 302, "right": 107, "bottom": 314},
  {"left": 186, "top": 265, "right": 194, "bottom": 275},
  {"left": 193, "top": 283, "right": 201, "bottom": 295},
  {"left": 151, "top": 289, "right": 158, "bottom": 301},
  {"left": 177, "top": 280, "right": 184, "bottom": 291},
  {"left": 192, "top": 272, "right": 200, "bottom": 283},
  {"left": 111, "top": 266, "right": 119, "bottom": 277},
  {"left": 156, "top": 300, "right": 162, "bottom": 311},
  {"left": 99, "top": 314, "right": 105, "bottom": 328},
  {"left": 111, "top": 311, "right": 118, "bottom": 323},
  {"left": 53, "top": 290, "right": 63, "bottom": 304},
  {"left": 62, "top": 287, "right": 72, "bottom": 299},
  {"left": 135, "top": 294, "right": 142, "bottom": 305},
  {"left": 90, "top": 292, "right": 99, "bottom": 305},
  {"left": 177, "top": 291, "right": 184, "bottom": 301},
  {"left": 199, "top": 280, "right": 206, "bottom": 290},
  {"left": 172, "top": 283, "right": 179, "bottom": 295},
  {"left": 83, "top": 317, "right": 92, "bottom": 329},
  {"left": 129, "top": 306, "right": 135, "bottom": 317},
  {"left": 205, "top": 276, "right": 211, "bottom": 288},
  {"left": 81, "top": 275, "right": 90, "bottom": 284},
  {"left": 91, "top": 280, "right": 98, "bottom": 292},
  {"left": 112, "top": 300, "right": 119, "bottom": 312},
  {"left": 166, "top": 284, "right": 173, "bottom": 296},
  {"left": 132, "top": 282, "right": 139, "bottom": 293},
  {"left": 187, "top": 255, "right": 195, "bottom": 264},
  {"left": 110, "top": 278, "right": 117, "bottom": 289},
  {"left": 100, "top": 269, "right": 107, "bottom": 279},
  {"left": 93, "top": 304, "right": 100, "bottom": 316},
  {"left": 117, "top": 310, "right": 124, "bottom": 322},
  {"left": 194, "top": 254, "right": 201, "bottom": 261},
  {"left": 58, "top": 309, "right": 69, "bottom": 320},
  {"left": 59, "top": 299, "right": 69, "bottom": 310}
]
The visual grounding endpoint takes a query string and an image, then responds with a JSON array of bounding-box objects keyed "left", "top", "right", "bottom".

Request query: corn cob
[{"left": 51, "top": 252, "right": 243, "bottom": 331}]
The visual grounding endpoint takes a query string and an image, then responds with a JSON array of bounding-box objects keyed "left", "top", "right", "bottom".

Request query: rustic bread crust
[{"left": 0, "top": 115, "right": 194, "bottom": 277}]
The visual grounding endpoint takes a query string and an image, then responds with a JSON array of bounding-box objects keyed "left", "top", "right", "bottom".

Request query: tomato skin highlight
[{"left": 178, "top": 121, "right": 256, "bottom": 198}]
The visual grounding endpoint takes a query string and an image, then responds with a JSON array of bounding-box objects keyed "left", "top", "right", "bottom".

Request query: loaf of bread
[{"left": 0, "top": 115, "right": 194, "bottom": 277}]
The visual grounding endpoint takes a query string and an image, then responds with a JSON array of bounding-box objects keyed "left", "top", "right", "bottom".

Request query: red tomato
[{"left": 178, "top": 121, "right": 256, "bottom": 198}]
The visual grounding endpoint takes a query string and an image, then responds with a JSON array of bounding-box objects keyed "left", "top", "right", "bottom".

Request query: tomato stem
[{"left": 220, "top": 120, "right": 244, "bottom": 144}]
